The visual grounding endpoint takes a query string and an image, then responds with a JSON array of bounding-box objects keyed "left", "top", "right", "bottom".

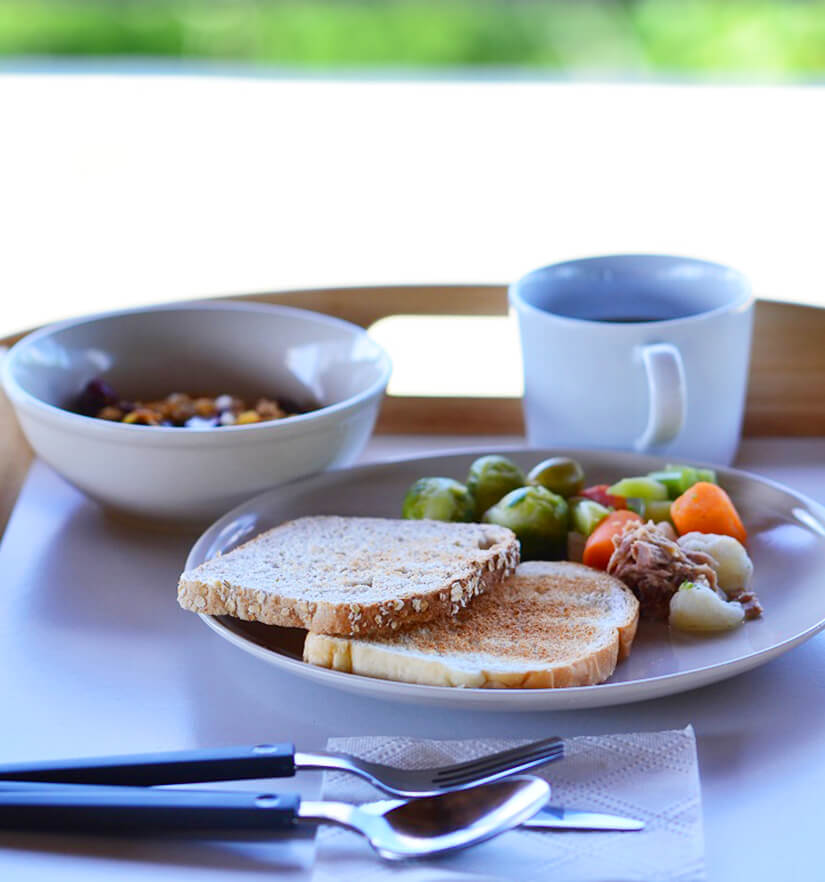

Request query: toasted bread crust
[
  {"left": 304, "top": 561, "right": 640, "bottom": 688},
  {"left": 177, "top": 516, "right": 520, "bottom": 638},
  {"left": 304, "top": 632, "right": 621, "bottom": 688},
  {"left": 617, "top": 612, "right": 638, "bottom": 662}
]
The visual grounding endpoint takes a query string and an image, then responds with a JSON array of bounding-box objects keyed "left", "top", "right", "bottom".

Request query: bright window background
[{"left": 1, "top": 1, "right": 824, "bottom": 397}]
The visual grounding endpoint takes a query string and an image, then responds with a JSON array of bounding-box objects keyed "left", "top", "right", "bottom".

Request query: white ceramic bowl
[{"left": 2, "top": 300, "right": 392, "bottom": 524}]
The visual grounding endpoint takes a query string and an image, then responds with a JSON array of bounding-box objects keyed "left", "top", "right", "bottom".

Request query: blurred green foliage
[{"left": 0, "top": 0, "right": 824, "bottom": 74}]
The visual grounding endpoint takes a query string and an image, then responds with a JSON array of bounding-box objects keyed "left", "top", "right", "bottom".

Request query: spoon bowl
[{"left": 317, "top": 776, "right": 551, "bottom": 860}]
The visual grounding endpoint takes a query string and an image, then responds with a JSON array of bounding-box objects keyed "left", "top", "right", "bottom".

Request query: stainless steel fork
[{"left": 0, "top": 738, "right": 564, "bottom": 798}]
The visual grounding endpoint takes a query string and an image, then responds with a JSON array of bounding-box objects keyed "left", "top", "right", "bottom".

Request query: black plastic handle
[
  {"left": 0, "top": 744, "right": 296, "bottom": 787},
  {"left": 0, "top": 786, "right": 301, "bottom": 834}
]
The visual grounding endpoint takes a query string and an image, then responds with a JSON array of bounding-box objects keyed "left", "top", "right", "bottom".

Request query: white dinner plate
[{"left": 186, "top": 447, "right": 825, "bottom": 711}]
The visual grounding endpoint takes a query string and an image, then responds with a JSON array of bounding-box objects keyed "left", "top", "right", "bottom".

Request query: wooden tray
[{"left": 1, "top": 283, "right": 823, "bottom": 533}]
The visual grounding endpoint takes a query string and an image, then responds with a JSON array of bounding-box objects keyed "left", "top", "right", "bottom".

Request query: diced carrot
[
  {"left": 582, "top": 509, "right": 643, "bottom": 570},
  {"left": 670, "top": 481, "right": 747, "bottom": 544}
]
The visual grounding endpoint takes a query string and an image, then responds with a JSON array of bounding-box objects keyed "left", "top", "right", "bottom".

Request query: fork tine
[
  {"left": 433, "top": 743, "right": 563, "bottom": 785},
  {"left": 430, "top": 737, "right": 562, "bottom": 777},
  {"left": 435, "top": 737, "right": 563, "bottom": 773},
  {"left": 433, "top": 746, "right": 564, "bottom": 788},
  {"left": 432, "top": 738, "right": 564, "bottom": 785}
]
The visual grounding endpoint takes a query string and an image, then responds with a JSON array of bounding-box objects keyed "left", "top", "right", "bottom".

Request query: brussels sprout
[
  {"left": 466, "top": 455, "right": 526, "bottom": 518},
  {"left": 402, "top": 477, "right": 475, "bottom": 522},
  {"left": 527, "top": 457, "right": 585, "bottom": 498},
  {"left": 567, "top": 530, "right": 586, "bottom": 563},
  {"left": 608, "top": 476, "right": 668, "bottom": 501},
  {"left": 648, "top": 465, "right": 717, "bottom": 499},
  {"left": 483, "top": 485, "right": 569, "bottom": 560},
  {"left": 569, "top": 498, "right": 610, "bottom": 536}
]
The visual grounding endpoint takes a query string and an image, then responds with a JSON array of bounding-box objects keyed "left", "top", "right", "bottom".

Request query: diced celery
[
  {"left": 608, "top": 476, "right": 668, "bottom": 501},
  {"left": 648, "top": 465, "right": 717, "bottom": 499},
  {"left": 625, "top": 497, "right": 646, "bottom": 517},
  {"left": 646, "top": 470, "right": 686, "bottom": 498},
  {"left": 569, "top": 498, "right": 609, "bottom": 536},
  {"left": 645, "top": 499, "right": 673, "bottom": 523}
]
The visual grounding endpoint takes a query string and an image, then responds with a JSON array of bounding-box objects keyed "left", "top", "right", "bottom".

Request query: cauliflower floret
[
  {"left": 669, "top": 580, "right": 745, "bottom": 632},
  {"left": 677, "top": 532, "right": 753, "bottom": 596}
]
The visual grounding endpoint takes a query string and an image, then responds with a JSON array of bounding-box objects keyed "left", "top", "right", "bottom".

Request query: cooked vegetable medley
[{"left": 402, "top": 454, "right": 760, "bottom": 632}]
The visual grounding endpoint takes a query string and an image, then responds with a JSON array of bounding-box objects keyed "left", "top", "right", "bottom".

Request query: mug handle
[{"left": 634, "top": 343, "right": 686, "bottom": 451}]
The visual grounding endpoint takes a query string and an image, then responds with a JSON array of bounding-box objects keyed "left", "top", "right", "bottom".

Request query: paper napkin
[{"left": 310, "top": 728, "right": 704, "bottom": 882}]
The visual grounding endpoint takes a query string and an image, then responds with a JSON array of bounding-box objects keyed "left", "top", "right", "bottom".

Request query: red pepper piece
[{"left": 580, "top": 484, "right": 628, "bottom": 510}]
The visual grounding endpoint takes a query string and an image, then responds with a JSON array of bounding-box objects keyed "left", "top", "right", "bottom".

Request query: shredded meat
[
  {"left": 729, "top": 588, "right": 764, "bottom": 620},
  {"left": 607, "top": 521, "right": 720, "bottom": 619}
]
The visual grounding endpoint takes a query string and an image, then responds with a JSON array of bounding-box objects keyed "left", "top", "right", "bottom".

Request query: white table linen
[{"left": 1, "top": 437, "right": 824, "bottom": 881}]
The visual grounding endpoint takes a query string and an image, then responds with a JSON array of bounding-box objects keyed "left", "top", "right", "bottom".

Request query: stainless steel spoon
[{"left": 0, "top": 776, "right": 550, "bottom": 861}]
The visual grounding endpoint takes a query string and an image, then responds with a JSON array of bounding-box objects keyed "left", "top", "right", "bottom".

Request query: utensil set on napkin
[{"left": 0, "top": 737, "right": 643, "bottom": 860}]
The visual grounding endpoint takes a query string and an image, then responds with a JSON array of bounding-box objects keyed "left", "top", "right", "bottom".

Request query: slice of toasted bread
[
  {"left": 303, "top": 561, "right": 639, "bottom": 688},
  {"left": 178, "top": 516, "right": 519, "bottom": 638}
]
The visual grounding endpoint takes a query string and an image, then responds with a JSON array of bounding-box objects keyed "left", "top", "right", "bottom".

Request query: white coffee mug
[{"left": 509, "top": 254, "right": 754, "bottom": 465}]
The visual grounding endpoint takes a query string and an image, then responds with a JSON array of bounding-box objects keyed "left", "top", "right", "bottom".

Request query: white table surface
[{"left": 2, "top": 435, "right": 824, "bottom": 881}]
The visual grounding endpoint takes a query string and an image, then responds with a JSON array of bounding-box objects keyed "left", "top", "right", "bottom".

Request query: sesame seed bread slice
[
  {"left": 303, "top": 561, "right": 639, "bottom": 688},
  {"left": 177, "top": 516, "right": 519, "bottom": 638}
]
